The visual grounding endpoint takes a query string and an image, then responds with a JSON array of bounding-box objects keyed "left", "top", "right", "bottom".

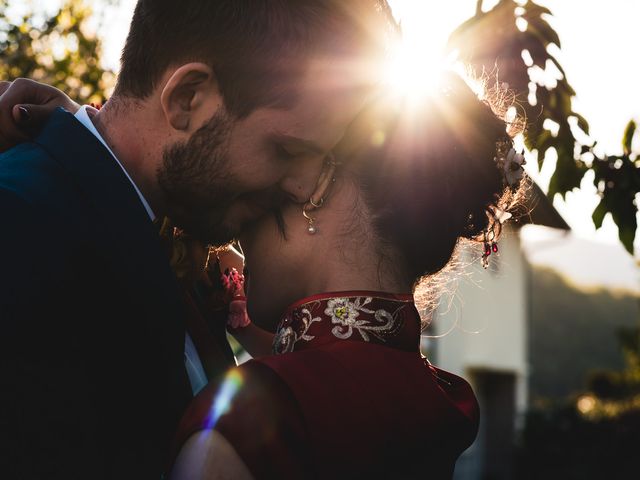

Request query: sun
[
  {"left": 385, "top": 41, "right": 449, "bottom": 102},
  {"left": 384, "top": 1, "right": 467, "bottom": 101}
]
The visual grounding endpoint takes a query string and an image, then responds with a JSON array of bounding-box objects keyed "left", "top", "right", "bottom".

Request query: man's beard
[{"left": 158, "top": 108, "right": 238, "bottom": 245}]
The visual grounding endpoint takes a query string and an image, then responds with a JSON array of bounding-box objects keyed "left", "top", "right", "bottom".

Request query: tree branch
[{"left": 476, "top": 0, "right": 483, "bottom": 16}]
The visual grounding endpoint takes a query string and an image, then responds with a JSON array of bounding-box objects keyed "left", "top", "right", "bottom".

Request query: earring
[
  {"left": 301, "top": 154, "right": 338, "bottom": 235},
  {"left": 303, "top": 204, "right": 318, "bottom": 234},
  {"left": 481, "top": 227, "right": 498, "bottom": 269}
]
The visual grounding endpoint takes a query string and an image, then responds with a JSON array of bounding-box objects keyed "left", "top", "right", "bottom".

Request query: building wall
[
  {"left": 423, "top": 227, "right": 528, "bottom": 480},
  {"left": 428, "top": 227, "right": 528, "bottom": 410}
]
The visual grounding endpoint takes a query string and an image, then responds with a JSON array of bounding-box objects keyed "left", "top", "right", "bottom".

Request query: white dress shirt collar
[{"left": 74, "top": 105, "right": 156, "bottom": 221}]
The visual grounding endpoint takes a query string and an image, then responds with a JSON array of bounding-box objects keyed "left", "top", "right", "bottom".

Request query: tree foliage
[
  {"left": 448, "top": 0, "right": 640, "bottom": 254},
  {"left": 0, "top": 0, "right": 113, "bottom": 104},
  {"left": 516, "top": 323, "right": 640, "bottom": 479}
]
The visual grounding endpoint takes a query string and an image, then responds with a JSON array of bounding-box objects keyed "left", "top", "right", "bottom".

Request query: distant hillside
[{"left": 528, "top": 266, "right": 639, "bottom": 401}]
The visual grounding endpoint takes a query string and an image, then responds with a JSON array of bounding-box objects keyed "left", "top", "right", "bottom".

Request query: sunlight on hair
[{"left": 203, "top": 369, "right": 244, "bottom": 430}]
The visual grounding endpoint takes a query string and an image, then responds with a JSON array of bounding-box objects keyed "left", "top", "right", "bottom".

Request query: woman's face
[
  {"left": 238, "top": 170, "right": 403, "bottom": 331},
  {"left": 239, "top": 201, "right": 322, "bottom": 331}
]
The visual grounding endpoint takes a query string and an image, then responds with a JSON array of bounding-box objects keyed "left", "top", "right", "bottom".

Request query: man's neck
[{"left": 91, "top": 100, "right": 166, "bottom": 218}]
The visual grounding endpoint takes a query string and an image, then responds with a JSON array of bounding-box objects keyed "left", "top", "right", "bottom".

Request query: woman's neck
[
  {"left": 302, "top": 239, "right": 412, "bottom": 297},
  {"left": 300, "top": 180, "right": 412, "bottom": 297}
]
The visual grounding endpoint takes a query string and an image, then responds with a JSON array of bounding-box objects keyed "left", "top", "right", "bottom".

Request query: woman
[{"left": 170, "top": 72, "right": 526, "bottom": 479}]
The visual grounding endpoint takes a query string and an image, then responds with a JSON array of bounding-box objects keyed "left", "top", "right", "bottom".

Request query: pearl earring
[
  {"left": 302, "top": 204, "right": 318, "bottom": 234},
  {"left": 301, "top": 154, "right": 339, "bottom": 234}
]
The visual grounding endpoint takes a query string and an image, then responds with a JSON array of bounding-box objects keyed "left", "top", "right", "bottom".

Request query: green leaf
[
  {"left": 622, "top": 120, "right": 637, "bottom": 156},
  {"left": 618, "top": 223, "right": 636, "bottom": 255},
  {"left": 609, "top": 191, "right": 638, "bottom": 255},
  {"left": 572, "top": 112, "right": 590, "bottom": 136},
  {"left": 475, "top": 0, "right": 483, "bottom": 17},
  {"left": 534, "top": 130, "right": 554, "bottom": 168},
  {"left": 526, "top": 17, "right": 561, "bottom": 49},
  {"left": 556, "top": 78, "right": 577, "bottom": 99},
  {"left": 547, "top": 142, "right": 586, "bottom": 198},
  {"left": 524, "top": 1, "right": 552, "bottom": 18},
  {"left": 592, "top": 200, "right": 608, "bottom": 229},
  {"left": 523, "top": 39, "right": 549, "bottom": 68},
  {"left": 547, "top": 53, "right": 567, "bottom": 79}
]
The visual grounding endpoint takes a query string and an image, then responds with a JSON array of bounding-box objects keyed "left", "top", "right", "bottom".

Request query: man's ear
[{"left": 160, "top": 63, "right": 221, "bottom": 132}]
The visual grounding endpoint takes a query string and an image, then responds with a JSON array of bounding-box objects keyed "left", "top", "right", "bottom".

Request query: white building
[{"left": 423, "top": 184, "right": 569, "bottom": 480}]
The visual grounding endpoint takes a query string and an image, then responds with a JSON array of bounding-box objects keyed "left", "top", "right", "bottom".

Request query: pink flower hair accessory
[{"left": 221, "top": 267, "right": 251, "bottom": 329}]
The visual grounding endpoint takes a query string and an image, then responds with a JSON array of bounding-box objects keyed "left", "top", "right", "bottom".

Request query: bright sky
[{"left": 25, "top": 0, "right": 640, "bottom": 290}]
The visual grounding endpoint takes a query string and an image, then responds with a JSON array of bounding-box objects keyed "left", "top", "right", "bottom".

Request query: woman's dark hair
[
  {"left": 337, "top": 72, "right": 526, "bottom": 285},
  {"left": 115, "top": 0, "right": 398, "bottom": 118}
]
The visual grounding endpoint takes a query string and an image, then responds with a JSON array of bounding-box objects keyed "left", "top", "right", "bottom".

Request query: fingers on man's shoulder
[
  {"left": 0, "top": 79, "right": 45, "bottom": 150},
  {"left": 0, "top": 81, "right": 11, "bottom": 97}
]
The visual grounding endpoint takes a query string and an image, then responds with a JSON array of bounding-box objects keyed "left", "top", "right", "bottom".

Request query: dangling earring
[
  {"left": 481, "top": 226, "right": 498, "bottom": 269},
  {"left": 303, "top": 203, "right": 319, "bottom": 234},
  {"left": 302, "top": 154, "right": 339, "bottom": 235}
]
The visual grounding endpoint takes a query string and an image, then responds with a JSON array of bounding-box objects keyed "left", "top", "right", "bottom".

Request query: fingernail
[{"left": 18, "top": 106, "right": 31, "bottom": 123}]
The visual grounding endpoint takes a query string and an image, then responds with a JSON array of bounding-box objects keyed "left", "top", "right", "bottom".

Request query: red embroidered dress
[{"left": 173, "top": 292, "right": 479, "bottom": 479}]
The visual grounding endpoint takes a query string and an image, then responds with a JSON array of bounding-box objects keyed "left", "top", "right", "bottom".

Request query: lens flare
[{"left": 204, "top": 369, "right": 244, "bottom": 429}]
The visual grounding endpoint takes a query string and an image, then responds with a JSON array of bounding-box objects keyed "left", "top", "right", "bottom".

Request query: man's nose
[{"left": 278, "top": 155, "right": 325, "bottom": 203}]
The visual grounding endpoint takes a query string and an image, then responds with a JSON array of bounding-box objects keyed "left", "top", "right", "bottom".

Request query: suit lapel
[{"left": 34, "top": 108, "right": 189, "bottom": 390}]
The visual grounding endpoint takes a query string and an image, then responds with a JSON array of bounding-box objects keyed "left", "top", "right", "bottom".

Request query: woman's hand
[{"left": 0, "top": 78, "right": 80, "bottom": 152}]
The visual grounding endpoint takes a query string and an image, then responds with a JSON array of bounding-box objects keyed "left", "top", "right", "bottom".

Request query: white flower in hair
[
  {"left": 504, "top": 148, "right": 526, "bottom": 186},
  {"left": 494, "top": 140, "right": 526, "bottom": 187}
]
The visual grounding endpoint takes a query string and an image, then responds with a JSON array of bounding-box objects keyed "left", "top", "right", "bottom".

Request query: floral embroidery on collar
[
  {"left": 273, "top": 292, "right": 420, "bottom": 355},
  {"left": 273, "top": 307, "right": 321, "bottom": 354},
  {"left": 325, "top": 297, "right": 401, "bottom": 341}
]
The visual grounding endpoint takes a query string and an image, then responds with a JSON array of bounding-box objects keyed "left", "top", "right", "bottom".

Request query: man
[{"left": 0, "top": 1, "right": 396, "bottom": 478}]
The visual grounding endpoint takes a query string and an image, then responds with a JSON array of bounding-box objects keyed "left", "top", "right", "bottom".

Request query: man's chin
[
  {"left": 193, "top": 224, "right": 238, "bottom": 247},
  {"left": 170, "top": 201, "right": 270, "bottom": 245},
  {"left": 170, "top": 214, "right": 237, "bottom": 246}
]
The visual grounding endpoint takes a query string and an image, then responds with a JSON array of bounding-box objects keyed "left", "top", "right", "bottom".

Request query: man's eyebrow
[{"left": 275, "top": 134, "right": 327, "bottom": 156}]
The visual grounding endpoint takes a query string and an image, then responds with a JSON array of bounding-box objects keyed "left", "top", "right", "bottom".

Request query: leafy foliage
[
  {"left": 520, "top": 262, "right": 640, "bottom": 478},
  {"left": 517, "top": 322, "right": 640, "bottom": 479},
  {"left": 448, "top": 0, "right": 640, "bottom": 253},
  {"left": 516, "top": 400, "right": 640, "bottom": 479},
  {"left": 0, "top": 0, "right": 113, "bottom": 104}
]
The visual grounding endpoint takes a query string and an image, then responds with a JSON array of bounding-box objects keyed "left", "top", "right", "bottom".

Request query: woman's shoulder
[
  {"left": 254, "top": 345, "right": 479, "bottom": 477},
  {"left": 171, "top": 360, "right": 312, "bottom": 478}
]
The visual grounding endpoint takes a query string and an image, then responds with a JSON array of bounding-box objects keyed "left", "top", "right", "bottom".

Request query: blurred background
[{"left": 1, "top": 0, "right": 638, "bottom": 478}]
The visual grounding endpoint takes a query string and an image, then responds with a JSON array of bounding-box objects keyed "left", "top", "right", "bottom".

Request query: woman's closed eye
[{"left": 275, "top": 144, "right": 298, "bottom": 162}]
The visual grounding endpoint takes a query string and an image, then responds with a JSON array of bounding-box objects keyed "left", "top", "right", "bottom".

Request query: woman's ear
[{"left": 160, "top": 62, "right": 223, "bottom": 132}]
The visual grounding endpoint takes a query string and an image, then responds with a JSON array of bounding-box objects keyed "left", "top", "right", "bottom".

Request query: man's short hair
[{"left": 115, "top": 0, "right": 398, "bottom": 118}]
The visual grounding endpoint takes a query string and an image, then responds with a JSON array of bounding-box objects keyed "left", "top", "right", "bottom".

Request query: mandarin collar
[{"left": 273, "top": 291, "right": 421, "bottom": 354}]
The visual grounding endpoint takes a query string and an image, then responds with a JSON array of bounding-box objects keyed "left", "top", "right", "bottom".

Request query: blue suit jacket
[{"left": 0, "top": 109, "right": 192, "bottom": 479}]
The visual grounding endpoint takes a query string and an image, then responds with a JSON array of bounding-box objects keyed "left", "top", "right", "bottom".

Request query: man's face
[{"left": 158, "top": 69, "right": 369, "bottom": 245}]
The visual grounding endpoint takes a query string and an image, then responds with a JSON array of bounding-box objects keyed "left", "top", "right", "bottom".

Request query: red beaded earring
[{"left": 481, "top": 227, "right": 498, "bottom": 269}]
